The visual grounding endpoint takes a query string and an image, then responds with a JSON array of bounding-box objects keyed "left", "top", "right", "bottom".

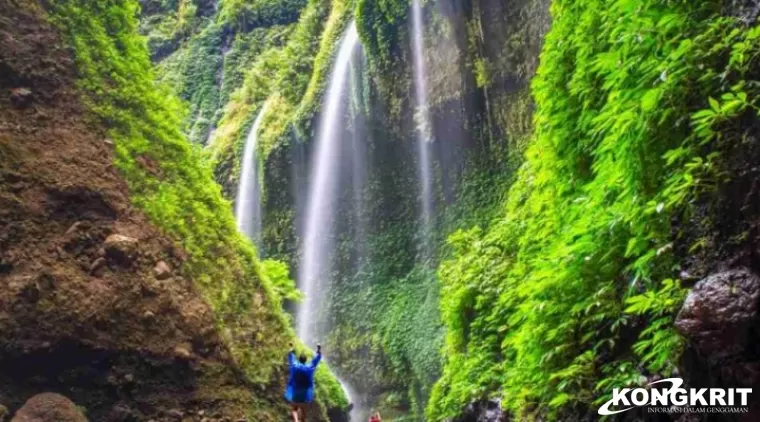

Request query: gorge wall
[
  {"left": 139, "top": 0, "right": 552, "bottom": 418},
  {"left": 3, "top": 0, "right": 758, "bottom": 421},
  {"left": 154, "top": 0, "right": 760, "bottom": 420},
  {"left": 0, "top": 0, "right": 346, "bottom": 420}
]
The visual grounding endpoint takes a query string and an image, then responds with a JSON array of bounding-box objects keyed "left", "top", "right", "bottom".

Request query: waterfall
[
  {"left": 297, "top": 20, "right": 359, "bottom": 343},
  {"left": 235, "top": 101, "right": 270, "bottom": 249},
  {"left": 296, "top": 21, "right": 361, "bottom": 419},
  {"left": 411, "top": 0, "right": 434, "bottom": 254},
  {"left": 349, "top": 46, "right": 369, "bottom": 265},
  {"left": 206, "top": 41, "right": 233, "bottom": 145}
]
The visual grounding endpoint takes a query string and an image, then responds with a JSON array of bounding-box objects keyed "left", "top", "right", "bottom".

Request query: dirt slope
[{"left": 0, "top": 1, "right": 288, "bottom": 420}]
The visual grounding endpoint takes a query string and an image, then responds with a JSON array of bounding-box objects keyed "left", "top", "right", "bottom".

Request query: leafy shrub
[{"left": 428, "top": 1, "right": 760, "bottom": 419}]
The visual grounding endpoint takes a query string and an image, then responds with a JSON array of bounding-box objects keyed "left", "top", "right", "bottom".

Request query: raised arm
[
  {"left": 287, "top": 343, "right": 296, "bottom": 366},
  {"left": 311, "top": 344, "right": 322, "bottom": 368}
]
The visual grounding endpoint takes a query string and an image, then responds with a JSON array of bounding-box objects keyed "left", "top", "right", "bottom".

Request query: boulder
[
  {"left": 103, "top": 234, "right": 138, "bottom": 266},
  {"left": 11, "top": 393, "right": 87, "bottom": 422},
  {"left": 153, "top": 260, "right": 172, "bottom": 280},
  {"left": 453, "top": 399, "right": 509, "bottom": 422},
  {"left": 675, "top": 268, "right": 760, "bottom": 362},
  {"left": 729, "top": 0, "right": 760, "bottom": 23}
]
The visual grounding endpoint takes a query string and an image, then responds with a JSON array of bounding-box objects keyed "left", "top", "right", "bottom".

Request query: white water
[
  {"left": 296, "top": 22, "right": 360, "bottom": 418},
  {"left": 411, "top": 0, "right": 434, "bottom": 253},
  {"left": 235, "top": 101, "right": 270, "bottom": 248},
  {"left": 297, "top": 21, "right": 359, "bottom": 343}
]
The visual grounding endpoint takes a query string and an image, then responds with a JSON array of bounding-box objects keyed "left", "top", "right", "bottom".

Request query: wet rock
[
  {"left": 326, "top": 406, "right": 350, "bottom": 422},
  {"left": 728, "top": 0, "right": 760, "bottom": 23},
  {"left": 10, "top": 87, "right": 32, "bottom": 108},
  {"left": 103, "top": 234, "right": 138, "bottom": 266},
  {"left": 11, "top": 393, "right": 87, "bottom": 422},
  {"left": 153, "top": 260, "right": 172, "bottom": 280},
  {"left": 675, "top": 268, "right": 760, "bottom": 362},
  {"left": 453, "top": 399, "right": 509, "bottom": 422}
]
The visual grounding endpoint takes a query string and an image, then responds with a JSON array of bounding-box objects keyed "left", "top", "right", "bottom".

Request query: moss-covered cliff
[
  {"left": 137, "top": 0, "right": 552, "bottom": 418},
  {"left": 129, "top": 0, "right": 760, "bottom": 420},
  {"left": 431, "top": 0, "right": 760, "bottom": 420},
  {"left": 0, "top": 0, "right": 346, "bottom": 420}
]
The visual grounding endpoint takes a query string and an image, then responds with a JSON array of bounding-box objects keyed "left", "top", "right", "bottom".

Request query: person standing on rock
[{"left": 285, "top": 342, "right": 322, "bottom": 422}]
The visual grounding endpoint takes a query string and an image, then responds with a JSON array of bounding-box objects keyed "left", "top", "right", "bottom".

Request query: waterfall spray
[
  {"left": 297, "top": 21, "right": 359, "bottom": 343},
  {"left": 297, "top": 21, "right": 361, "bottom": 420},
  {"left": 411, "top": 0, "right": 434, "bottom": 255},
  {"left": 235, "top": 101, "right": 270, "bottom": 249}
]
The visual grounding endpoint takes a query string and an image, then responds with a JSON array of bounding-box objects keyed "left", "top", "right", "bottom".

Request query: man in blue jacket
[{"left": 285, "top": 342, "right": 321, "bottom": 422}]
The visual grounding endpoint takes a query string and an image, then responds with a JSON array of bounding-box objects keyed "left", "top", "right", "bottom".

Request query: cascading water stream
[
  {"left": 296, "top": 21, "right": 360, "bottom": 419},
  {"left": 411, "top": 0, "right": 434, "bottom": 255},
  {"left": 349, "top": 48, "right": 369, "bottom": 265},
  {"left": 235, "top": 101, "right": 270, "bottom": 249}
]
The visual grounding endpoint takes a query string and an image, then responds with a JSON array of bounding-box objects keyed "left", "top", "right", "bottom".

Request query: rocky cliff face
[
  {"left": 135, "top": 0, "right": 554, "bottom": 417},
  {"left": 0, "top": 1, "right": 327, "bottom": 420},
  {"left": 130, "top": 0, "right": 760, "bottom": 420}
]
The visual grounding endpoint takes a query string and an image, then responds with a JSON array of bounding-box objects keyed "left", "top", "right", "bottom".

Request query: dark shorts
[
  {"left": 291, "top": 388, "right": 309, "bottom": 403},
  {"left": 286, "top": 386, "right": 313, "bottom": 404}
]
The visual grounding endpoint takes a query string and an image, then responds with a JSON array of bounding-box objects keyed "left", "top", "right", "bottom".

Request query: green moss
[
  {"left": 48, "top": 0, "right": 289, "bottom": 382},
  {"left": 355, "top": 0, "right": 407, "bottom": 70},
  {"left": 218, "top": 0, "right": 308, "bottom": 30},
  {"left": 147, "top": 0, "right": 308, "bottom": 146},
  {"left": 210, "top": 0, "right": 353, "bottom": 194},
  {"left": 45, "top": 0, "right": 347, "bottom": 414}
]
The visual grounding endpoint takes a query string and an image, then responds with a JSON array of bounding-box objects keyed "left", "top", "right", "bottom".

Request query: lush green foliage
[
  {"left": 47, "top": 0, "right": 347, "bottom": 414},
  {"left": 219, "top": 0, "right": 307, "bottom": 30},
  {"left": 208, "top": 0, "right": 353, "bottom": 185},
  {"left": 326, "top": 261, "right": 444, "bottom": 419},
  {"left": 49, "top": 0, "right": 287, "bottom": 378},
  {"left": 429, "top": 1, "right": 760, "bottom": 419},
  {"left": 139, "top": 0, "right": 205, "bottom": 59},
  {"left": 261, "top": 258, "right": 304, "bottom": 305},
  {"left": 355, "top": 0, "right": 406, "bottom": 70},
  {"left": 143, "top": 0, "right": 306, "bottom": 145}
]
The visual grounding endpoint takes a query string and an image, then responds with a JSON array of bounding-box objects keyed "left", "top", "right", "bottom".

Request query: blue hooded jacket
[{"left": 285, "top": 350, "right": 321, "bottom": 403}]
